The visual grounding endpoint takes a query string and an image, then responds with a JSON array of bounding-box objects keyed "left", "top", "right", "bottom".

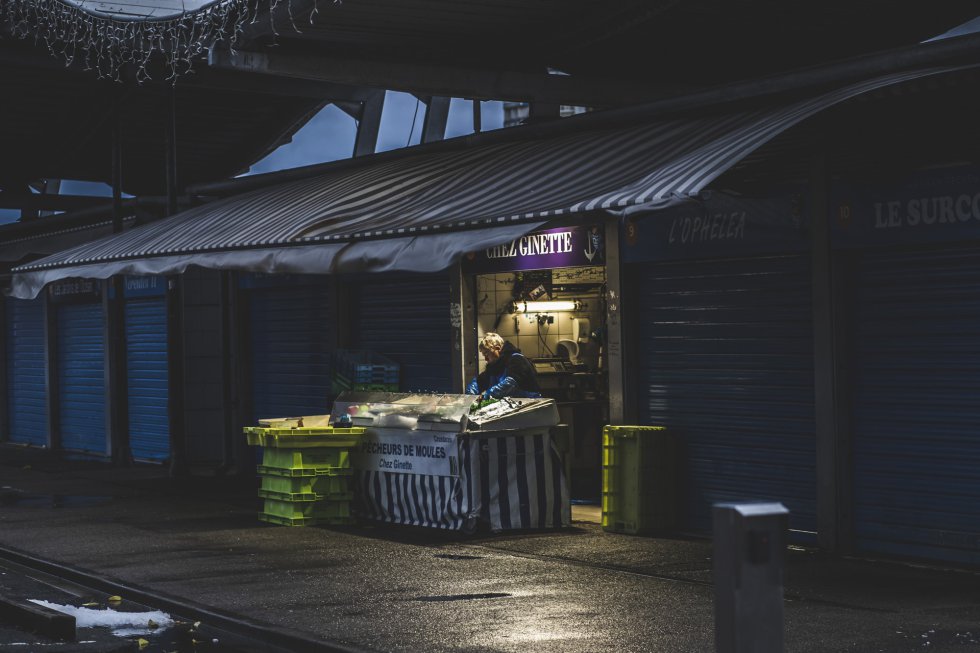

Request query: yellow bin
[{"left": 601, "top": 425, "right": 678, "bottom": 534}]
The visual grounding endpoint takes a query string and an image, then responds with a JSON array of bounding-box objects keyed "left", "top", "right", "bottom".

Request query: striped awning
[{"left": 8, "top": 66, "right": 961, "bottom": 299}]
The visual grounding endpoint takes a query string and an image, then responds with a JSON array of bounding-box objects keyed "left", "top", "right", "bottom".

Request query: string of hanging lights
[{"left": 0, "top": 0, "right": 320, "bottom": 82}]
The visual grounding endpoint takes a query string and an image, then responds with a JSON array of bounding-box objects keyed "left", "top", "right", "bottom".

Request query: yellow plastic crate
[
  {"left": 258, "top": 513, "right": 318, "bottom": 527},
  {"left": 261, "top": 498, "right": 352, "bottom": 520},
  {"left": 243, "top": 426, "right": 364, "bottom": 448},
  {"left": 258, "top": 472, "right": 353, "bottom": 501},
  {"left": 260, "top": 447, "right": 350, "bottom": 473},
  {"left": 244, "top": 427, "right": 265, "bottom": 446},
  {"left": 602, "top": 425, "right": 678, "bottom": 535},
  {"left": 258, "top": 512, "right": 355, "bottom": 527}
]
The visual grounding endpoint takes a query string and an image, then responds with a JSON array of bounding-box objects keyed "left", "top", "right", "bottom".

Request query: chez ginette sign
[{"left": 463, "top": 225, "right": 604, "bottom": 273}]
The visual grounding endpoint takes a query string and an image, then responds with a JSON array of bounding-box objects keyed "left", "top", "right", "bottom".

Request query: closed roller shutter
[
  {"left": 57, "top": 303, "right": 107, "bottom": 455},
  {"left": 6, "top": 297, "right": 48, "bottom": 446},
  {"left": 126, "top": 297, "right": 169, "bottom": 462},
  {"left": 635, "top": 255, "right": 816, "bottom": 536},
  {"left": 352, "top": 273, "right": 453, "bottom": 393},
  {"left": 851, "top": 246, "right": 980, "bottom": 565},
  {"left": 248, "top": 280, "right": 333, "bottom": 421}
]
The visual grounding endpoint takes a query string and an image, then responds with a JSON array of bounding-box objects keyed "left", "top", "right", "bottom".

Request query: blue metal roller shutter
[
  {"left": 635, "top": 255, "right": 816, "bottom": 536},
  {"left": 57, "top": 303, "right": 107, "bottom": 455},
  {"left": 248, "top": 281, "right": 332, "bottom": 421},
  {"left": 125, "top": 298, "right": 169, "bottom": 461},
  {"left": 352, "top": 273, "right": 453, "bottom": 393},
  {"left": 851, "top": 246, "right": 980, "bottom": 565},
  {"left": 6, "top": 297, "right": 48, "bottom": 446}
]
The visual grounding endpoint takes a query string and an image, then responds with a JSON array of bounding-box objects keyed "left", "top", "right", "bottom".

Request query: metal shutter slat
[
  {"left": 125, "top": 297, "right": 169, "bottom": 461},
  {"left": 635, "top": 255, "right": 816, "bottom": 536},
  {"left": 57, "top": 303, "right": 107, "bottom": 455},
  {"left": 6, "top": 297, "right": 48, "bottom": 446}
]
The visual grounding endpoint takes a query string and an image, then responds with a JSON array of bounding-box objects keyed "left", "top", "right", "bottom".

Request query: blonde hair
[{"left": 478, "top": 332, "right": 505, "bottom": 354}]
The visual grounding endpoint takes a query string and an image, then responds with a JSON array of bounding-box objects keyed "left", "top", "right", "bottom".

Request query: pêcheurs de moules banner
[{"left": 351, "top": 428, "right": 459, "bottom": 477}]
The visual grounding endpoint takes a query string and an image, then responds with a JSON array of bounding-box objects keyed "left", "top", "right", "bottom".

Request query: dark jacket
[{"left": 467, "top": 341, "right": 541, "bottom": 398}]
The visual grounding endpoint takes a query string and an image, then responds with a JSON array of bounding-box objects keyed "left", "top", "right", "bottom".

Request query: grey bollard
[{"left": 713, "top": 502, "right": 789, "bottom": 653}]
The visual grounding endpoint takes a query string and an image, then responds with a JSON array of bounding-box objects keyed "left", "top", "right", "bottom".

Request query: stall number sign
[{"left": 352, "top": 428, "right": 459, "bottom": 477}]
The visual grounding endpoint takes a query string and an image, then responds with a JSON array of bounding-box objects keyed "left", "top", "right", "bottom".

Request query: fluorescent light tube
[{"left": 512, "top": 300, "right": 579, "bottom": 313}]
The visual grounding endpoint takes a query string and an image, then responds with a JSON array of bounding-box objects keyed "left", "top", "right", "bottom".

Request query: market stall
[{"left": 332, "top": 391, "right": 570, "bottom": 532}]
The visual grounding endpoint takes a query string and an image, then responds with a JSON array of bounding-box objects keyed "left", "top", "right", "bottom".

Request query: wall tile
[{"left": 517, "top": 334, "right": 539, "bottom": 358}]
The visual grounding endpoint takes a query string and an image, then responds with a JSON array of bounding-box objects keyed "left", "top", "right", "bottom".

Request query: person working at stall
[{"left": 466, "top": 332, "right": 542, "bottom": 399}]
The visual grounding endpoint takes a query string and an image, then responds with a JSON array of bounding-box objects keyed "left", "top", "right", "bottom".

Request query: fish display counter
[{"left": 331, "top": 391, "right": 570, "bottom": 532}]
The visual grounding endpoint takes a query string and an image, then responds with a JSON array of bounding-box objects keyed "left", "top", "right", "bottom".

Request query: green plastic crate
[
  {"left": 258, "top": 513, "right": 319, "bottom": 527},
  {"left": 258, "top": 513, "right": 355, "bottom": 527},
  {"left": 256, "top": 463, "right": 351, "bottom": 478},
  {"left": 258, "top": 473, "right": 353, "bottom": 501},
  {"left": 259, "top": 474, "right": 319, "bottom": 498},
  {"left": 258, "top": 488, "right": 316, "bottom": 502},
  {"left": 260, "top": 447, "right": 351, "bottom": 472},
  {"left": 261, "top": 498, "right": 352, "bottom": 520},
  {"left": 313, "top": 474, "right": 353, "bottom": 499},
  {"left": 243, "top": 426, "right": 364, "bottom": 448},
  {"left": 244, "top": 427, "right": 264, "bottom": 446},
  {"left": 601, "top": 425, "right": 678, "bottom": 534}
]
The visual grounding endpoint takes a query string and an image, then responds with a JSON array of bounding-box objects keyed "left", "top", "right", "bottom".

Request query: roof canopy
[{"left": 8, "top": 66, "right": 962, "bottom": 299}]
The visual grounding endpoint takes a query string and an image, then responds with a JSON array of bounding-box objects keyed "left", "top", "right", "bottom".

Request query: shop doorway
[{"left": 470, "top": 265, "right": 609, "bottom": 500}]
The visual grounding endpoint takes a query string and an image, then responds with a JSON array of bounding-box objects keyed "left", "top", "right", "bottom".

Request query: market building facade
[{"left": 5, "top": 45, "right": 980, "bottom": 566}]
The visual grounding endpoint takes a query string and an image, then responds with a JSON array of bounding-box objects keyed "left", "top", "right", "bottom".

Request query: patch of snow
[{"left": 28, "top": 600, "right": 174, "bottom": 635}]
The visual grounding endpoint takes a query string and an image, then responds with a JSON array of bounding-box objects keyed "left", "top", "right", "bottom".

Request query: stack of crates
[
  {"left": 245, "top": 424, "right": 365, "bottom": 527},
  {"left": 601, "top": 425, "right": 678, "bottom": 534},
  {"left": 332, "top": 349, "right": 400, "bottom": 393}
]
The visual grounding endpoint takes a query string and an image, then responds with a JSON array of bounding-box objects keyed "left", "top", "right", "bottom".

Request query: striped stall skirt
[{"left": 354, "top": 429, "right": 570, "bottom": 531}]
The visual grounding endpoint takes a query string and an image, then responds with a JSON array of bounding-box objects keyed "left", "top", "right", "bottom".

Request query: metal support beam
[
  {"left": 164, "top": 86, "right": 179, "bottom": 217},
  {"left": 472, "top": 100, "right": 482, "bottom": 134},
  {"left": 0, "top": 299, "right": 7, "bottom": 443},
  {"left": 107, "top": 277, "right": 130, "bottom": 465},
  {"left": 460, "top": 270, "right": 479, "bottom": 395},
  {"left": 39, "top": 179, "right": 61, "bottom": 218},
  {"left": 333, "top": 101, "right": 362, "bottom": 120},
  {"left": 19, "top": 183, "right": 38, "bottom": 221},
  {"left": 207, "top": 48, "right": 673, "bottom": 107},
  {"left": 0, "top": 192, "right": 111, "bottom": 212},
  {"left": 44, "top": 292, "right": 60, "bottom": 453},
  {"left": 420, "top": 96, "right": 450, "bottom": 144},
  {"left": 188, "top": 65, "right": 380, "bottom": 101},
  {"left": 810, "top": 149, "right": 844, "bottom": 553},
  {"left": 108, "top": 87, "right": 130, "bottom": 465},
  {"left": 449, "top": 261, "right": 465, "bottom": 393},
  {"left": 111, "top": 93, "right": 124, "bottom": 234},
  {"left": 354, "top": 91, "right": 385, "bottom": 157},
  {"left": 604, "top": 216, "right": 626, "bottom": 425},
  {"left": 167, "top": 276, "right": 188, "bottom": 478}
]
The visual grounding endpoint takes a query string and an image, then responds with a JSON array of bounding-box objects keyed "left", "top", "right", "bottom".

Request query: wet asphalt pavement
[{"left": 1, "top": 453, "right": 979, "bottom": 653}]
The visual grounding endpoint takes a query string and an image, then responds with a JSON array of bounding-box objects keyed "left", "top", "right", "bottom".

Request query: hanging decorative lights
[{"left": 0, "top": 0, "right": 319, "bottom": 82}]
